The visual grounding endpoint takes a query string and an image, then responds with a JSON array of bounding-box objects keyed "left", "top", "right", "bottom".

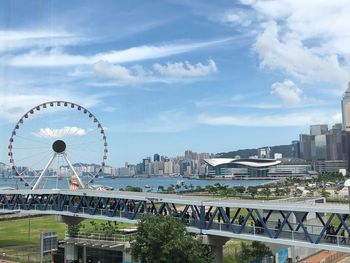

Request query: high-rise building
[
  {"left": 257, "top": 147, "right": 270, "bottom": 158},
  {"left": 329, "top": 124, "right": 343, "bottom": 160},
  {"left": 310, "top": 124, "right": 328, "bottom": 136},
  {"left": 314, "top": 134, "right": 328, "bottom": 160},
  {"left": 185, "top": 150, "right": 193, "bottom": 160},
  {"left": 291, "top": 140, "right": 300, "bottom": 158},
  {"left": 142, "top": 157, "right": 151, "bottom": 173},
  {"left": 342, "top": 83, "right": 350, "bottom": 131},
  {"left": 299, "top": 134, "right": 313, "bottom": 161},
  {"left": 153, "top": 153, "right": 160, "bottom": 162},
  {"left": 342, "top": 83, "right": 350, "bottom": 171}
]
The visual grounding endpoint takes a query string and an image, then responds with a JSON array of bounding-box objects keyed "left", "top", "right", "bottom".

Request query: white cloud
[
  {"left": 94, "top": 61, "right": 143, "bottom": 82},
  {"left": 271, "top": 79, "right": 302, "bottom": 107},
  {"left": 33, "top": 126, "right": 87, "bottom": 138},
  {"left": 198, "top": 110, "right": 341, "bottom": 127},
  {"left": 3, "top": 38, "right": 231, "bottom": 67},
  {"left": 0, "top": 92, "right": 104, "bottom": 122},
  {"left": 92, "top": 60, "right": 217, "bottom": 84},
  {"left": 213, "top": 8, "right": 253, "bottom": 27},
  {"left": 253, "top": 22, "right": 349, "bottom": 86},
  {"left": 0, "top": 30, "right": 84, "bottom": 53},
  {"left": 153, "top": 59, "right": 217, "bottom": 77},
  {"left": 240, "top": 0, "right": 350, "bottom": 90}
]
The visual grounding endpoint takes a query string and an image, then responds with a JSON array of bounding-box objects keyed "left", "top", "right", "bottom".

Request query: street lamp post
[{"left": 344, "top": 179, "right": 350, "bottom": 212}]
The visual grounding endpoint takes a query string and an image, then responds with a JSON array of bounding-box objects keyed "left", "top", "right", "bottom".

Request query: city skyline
[{"left": 1, "top": 1, "right": 350, "bottom": 167}]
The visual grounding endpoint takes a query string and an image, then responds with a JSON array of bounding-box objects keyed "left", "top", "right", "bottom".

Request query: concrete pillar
[
  {"left": 123, "top": 243, "right": 132, "bottom": 263},
  {"left": 199, "top": 235, "right": 230, "bottom": 263},
  {"left": 211, "top": 244, "right": 224, "bottom": 263},
  {"left": 83, "top": 246, "right": 87, "bottom": 263},
  {"left": 57, "top": 215, "right": 83, "bottom": 225},
  {"left": 123, "top": 252, "right": 132, "bottom": 263},
  {"left": 65, "top": 243, "right": 78, "bottom": 262}
]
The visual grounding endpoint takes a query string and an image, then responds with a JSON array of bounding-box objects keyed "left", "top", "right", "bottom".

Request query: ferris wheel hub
[
  {"left": 52, "top": 140, "right": 66, "bottom": 153},
  {"left": 9, "top": 100, "right": 108, "bottom": 190}
]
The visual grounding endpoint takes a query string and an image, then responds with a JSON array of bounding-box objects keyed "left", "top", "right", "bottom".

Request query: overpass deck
[{"left": 1, "top": 190, "right": 350, "bottom": 253}]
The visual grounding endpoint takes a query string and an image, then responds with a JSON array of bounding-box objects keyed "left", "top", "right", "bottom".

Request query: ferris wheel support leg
[
  {"left": 32, "top": 153, "right": 57, "bottom": 190},
  {"left": 63, "top": 153, "right": 85, "bottom": 189}
]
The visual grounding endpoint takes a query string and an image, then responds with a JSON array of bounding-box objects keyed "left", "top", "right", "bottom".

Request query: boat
[
  {"left": 176, "top": 180, "right": 185, "bottom": 186},
  {"left": 144, "top": 185, "right": 151, "bottom": 188},
  {"left": 89, "top": 184, "right": 114, "bottom": 191}
]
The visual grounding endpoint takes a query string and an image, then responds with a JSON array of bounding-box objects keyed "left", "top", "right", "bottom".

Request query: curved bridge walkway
[{"left": 1, "top": 189, "right": 350, "bottom": 253}]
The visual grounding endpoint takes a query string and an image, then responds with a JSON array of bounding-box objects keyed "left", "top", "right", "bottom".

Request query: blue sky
[{"left": 1, "top": 0, "right": 349, "bottom": 166}]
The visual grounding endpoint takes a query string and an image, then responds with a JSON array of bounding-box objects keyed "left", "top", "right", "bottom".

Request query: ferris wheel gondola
[{"left": 8, "top": 101, "right": 108, "bottom": 190}]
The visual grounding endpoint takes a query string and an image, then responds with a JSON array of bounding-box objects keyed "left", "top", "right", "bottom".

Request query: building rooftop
[{"left": 203, "top": 158, "right": 281, "bottom": 168}]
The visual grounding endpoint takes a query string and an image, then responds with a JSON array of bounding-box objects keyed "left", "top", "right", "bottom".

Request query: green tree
[
  {"left": 247, "top": 187, "right": 258, "bottom": 199},
  {"left": 225, "top": 188, "right": 237, "bottom": 197},
  {"left": 130, "top": 215, "right": 214, "bottom": 263},
  {"left": 235, "top": 241, "right": 272, "bottom": 263},
  {"left": 195, "top": 185, "right": 203, "bottom": 192},
  {"left": 205, "top": 185, "right": 217, "bottom": 194},
  {"left": 67, "top": 223, "right": 83, "bottom": 236},
  {"left": 158, "top": 185, "right": 165, "bottom": 192},
  {"left": 285, "top": 187, "right": 291, "bottom": 196},
  {"left": 167, "top": 185, "right": 175, "bottom": 193},
  {"left": 274, "top": 187, "right": 284, "bottom": 196},
  {"left": 294, "top": 188, "right": 303, "bottom": 197},
  {"left": 234, "top": 186, "right": 245, "bottom": 196},
  {"left": 125, "top": 186, "right": 143, "bottom": 192},
  {"left": 260, "top": 187, "right": 272, "bottom": 198},
  {"left": 175, "top": 184, "right": 182, "bottom": 191},
  {"left": 320, "top": 189, "right": 330, "bottom": 198}
]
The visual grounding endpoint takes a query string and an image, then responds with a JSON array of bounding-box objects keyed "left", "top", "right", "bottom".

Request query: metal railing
[
  {"left": 65, "top": 232, "right": 131, "bottom": 243},
  {"left": 2, "top": 203, "right": 350, "bottom": 248}
]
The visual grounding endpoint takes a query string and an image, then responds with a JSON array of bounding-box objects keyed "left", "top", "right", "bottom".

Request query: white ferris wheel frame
[{"left": 8, "top": 101, "right": 108, "bottom": 190}]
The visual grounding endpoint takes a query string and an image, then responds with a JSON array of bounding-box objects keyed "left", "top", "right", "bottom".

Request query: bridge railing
[
  {"left": 2, "top": 196, "right": 350, "bottom": 250},
  {"left": 65, "top": 232, "right": 131, "bottom": 243},
  {"left": 204, "top": 221, "right": 350, "bottom": 248}
]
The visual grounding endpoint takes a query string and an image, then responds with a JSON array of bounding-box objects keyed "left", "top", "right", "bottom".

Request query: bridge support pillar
[
  {"left": 199, "top": 235, "right": 230, "bottom": 263},
  {"left": 65, "top": 243, "right": 78, "bottom": 262},
  {"left": 83, "top": 246, "right": 87, "bottom": 263},
  {"left": 57, "top": 215, "right": 83, "bottom": 225}
]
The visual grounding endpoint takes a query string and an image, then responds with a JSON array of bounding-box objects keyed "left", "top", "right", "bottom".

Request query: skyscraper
[
  {"left": 342, "top": 83, "right": 350, "bottom": 171},
  {"left": 342, "top": 82, "right": 350, "bottom": 131},
  {"left": 153, "top": 153, "right": 160, "bottom": 162},
  {"left": 310, "top": 124, "right": 328, "bottom": 135}
]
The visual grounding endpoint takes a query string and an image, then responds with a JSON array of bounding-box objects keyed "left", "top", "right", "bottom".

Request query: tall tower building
[
  {"left": 310, "top": 124, "right": 328, "bottom": 135},
  {"left": 342, "top": 82, "right": 350, "bottom": 131},
  {"left": 153, "top": 153, "right": 160, "bottom": 162},
  {"left": 342, "top": 83, "right": 350, "bottom": 171}
]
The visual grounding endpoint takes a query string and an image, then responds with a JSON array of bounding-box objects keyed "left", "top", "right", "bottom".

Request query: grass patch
[
  {"left": 0, "top": 215, "right": 136, "bottom": 262},
  {"left": 223, "top": 239, "right": 252, "bottom": 263},
  {"left": 0, "top": 215, "right": 67, "bottom": 247}
]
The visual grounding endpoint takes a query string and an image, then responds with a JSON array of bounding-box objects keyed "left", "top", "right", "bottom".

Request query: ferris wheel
[{"left": 8, "top": 101, "right": 108, "bottom": 190}]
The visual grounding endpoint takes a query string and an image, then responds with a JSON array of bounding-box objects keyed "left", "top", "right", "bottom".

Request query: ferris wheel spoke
[
  {"left": 14, "top": 148, "right": 53, "bottom": 163},
  {"left": 9, "top": 101, "right": 107, "bottom": 190},
  {"left": 64, "top": 130, "right": 101, "bottom": 147},
  {"left": 17, "top": 157, "right": 51, "bottom": 180},
  {"left": 34, "top": 125, "right": 54, "bottom": 140},
  {"left": 66, "top": 138, "right": 103, "bottom": 147},
  {"left": 13, "top": 145, "right": 50, "bottom": 150},
  {"left": 14, "top": 134, "right": 51, "bottom": 146}
]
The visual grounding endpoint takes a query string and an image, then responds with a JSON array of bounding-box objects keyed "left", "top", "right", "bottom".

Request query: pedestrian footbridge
[{"left": 1, "top": 189, "right": 350, "bottom": 253}]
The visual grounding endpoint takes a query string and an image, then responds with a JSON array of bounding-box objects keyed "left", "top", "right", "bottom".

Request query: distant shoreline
[{"left": 106, "top": 175, "right": 279, "bottom": 181}]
